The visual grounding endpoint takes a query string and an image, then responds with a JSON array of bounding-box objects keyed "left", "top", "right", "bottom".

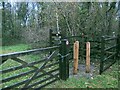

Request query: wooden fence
[{"left": 1, "top": 29, "right": 119, "bottom": 89}]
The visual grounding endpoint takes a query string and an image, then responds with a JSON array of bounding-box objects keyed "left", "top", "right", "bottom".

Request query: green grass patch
[{"left": 0, "top": 44, "right": 31, "bottom": 54}]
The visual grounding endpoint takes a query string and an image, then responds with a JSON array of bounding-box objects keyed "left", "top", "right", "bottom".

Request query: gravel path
[{"left": 69, "top": 63, "right": 99, "bottom": 79}]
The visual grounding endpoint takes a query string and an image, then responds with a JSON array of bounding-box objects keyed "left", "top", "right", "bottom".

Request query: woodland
[{"left": 2, "top": 2, "right": 120, "bottom": 47}]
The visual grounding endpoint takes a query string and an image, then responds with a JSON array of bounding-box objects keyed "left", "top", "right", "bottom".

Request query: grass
[{"left": 0, "top": 44, "right": 31, "bottom": 54}]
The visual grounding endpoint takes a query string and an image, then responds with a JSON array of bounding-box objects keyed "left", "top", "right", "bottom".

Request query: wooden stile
[
  {"left": 73, "top": 41, "right": 79, "bottom": 74},
  {"left": 86, "top": 42, "right": 90, "bottom": 73}
]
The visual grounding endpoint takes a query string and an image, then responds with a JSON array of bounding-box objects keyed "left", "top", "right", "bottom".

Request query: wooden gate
[
  {"left": 99, "top": 35, "right": 119, "bottom": 74},
  {"left": 1, "top": 46, "right": 60, "bottom": 89}
]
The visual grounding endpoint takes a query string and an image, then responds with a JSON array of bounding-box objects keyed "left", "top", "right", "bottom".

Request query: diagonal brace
[{"left": 23, "top": 50, "right": 58, "bottom": 88}]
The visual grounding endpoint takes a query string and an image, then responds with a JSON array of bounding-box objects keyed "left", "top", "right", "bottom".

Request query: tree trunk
[{"left": 2, "top": 2, "right": 5, "bottom": 31}]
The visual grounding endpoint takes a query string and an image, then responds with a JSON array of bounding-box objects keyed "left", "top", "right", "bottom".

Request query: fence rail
[{"left": 1, "top": 46, "right": 59, "bottom": 62}]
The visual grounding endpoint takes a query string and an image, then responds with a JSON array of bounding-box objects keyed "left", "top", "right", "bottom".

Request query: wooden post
[
  {"left": 59, "top": 39, "right": 69, "bottom": 80},
  {"left": 59, "top": 28, "right": 69, "bottom": 80},
  {"left": 117, "top": 35, "right": 120, "bottom": 58},
  {"left": 100, "top": 36, "right": 105, "bottom": 74},
  {"left": 86, "top": 42, "right": 90, "bottom": 73},
  {"left": 73, "top": 41, "right": 79, "bottom": 74},
  {"left": 49, "top": 29, "right": 53, "bottom": 55}
]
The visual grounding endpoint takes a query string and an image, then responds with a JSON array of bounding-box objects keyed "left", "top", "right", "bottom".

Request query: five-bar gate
[{"left": 100, "top": 35, "right": 120, "bottom": 74}]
